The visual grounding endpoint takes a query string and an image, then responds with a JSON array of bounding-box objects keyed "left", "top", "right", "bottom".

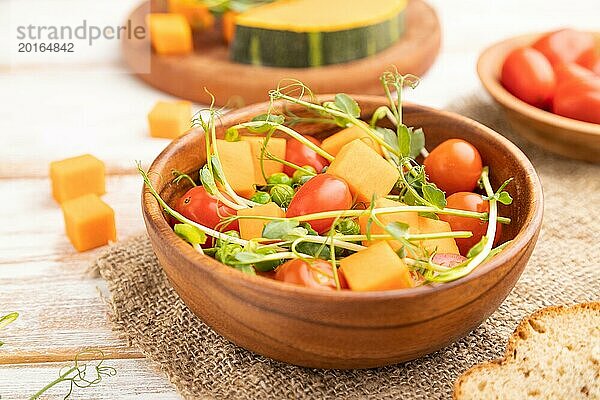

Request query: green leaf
[
  {"left": 375, "top": 127, "right": 400, "bottom": 164},
  {"left": 496, "top": 191, "right": 513, "bottom": 205},
  {"left": 174, "top": 224, "right": 207, "bottom": 246},
  {"left": 199, "top": 166, "right": 218, "bottom": 195},
  {"left": 397, "top": 124, "right": 411, "bottom": 157},
  {"left": 466, "top": 236, "right": 489, "bottom": 258},
  {"left": 422, "top": 183, "right": 447, "bottom": 209},
  {"left": 409, "top": 127, "right": 425, "bottom": 158},
  {"left": 248, "top": 114, "right": 285, "bottom": 133},
  {"left": 333, "top": 93, "right": 360, "bottom": 118},
  {"left": 300, "top": 222, "right": 318, "bottom": 236},
  {"left": 225, "top": 127, "right": 240, "bottom": 142},
  {"left": 262, "top": 220, "right": 301, "bottom": 239},
  {"left": 385, "top": 221, "right": 410, "bottom": 241},
  {"left": 0, "top": 312, "right": 18, "bottom": 330},
  {"left": 210, "top": 155, "right": 227, "bottom": 184}
]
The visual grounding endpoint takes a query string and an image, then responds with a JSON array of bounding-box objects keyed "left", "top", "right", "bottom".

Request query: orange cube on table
[
  {"left": 50, "top": 154, "right": 105, "bottom": 203},
  {"left": 237, "top": 202, "right": 285, "bottom": 240},
  {"left": 147, "top": 14, "right": 193, "bottom": 55},
  {"left": 61, "top": 194, "right": 116, "bottom": 252},
  {"left": 340, "top": 241, "right": 413, "bottom": 291},
  {"left": 326, "top": 139, "right": 399, "bottom": 203},
  {"left": 148, "top": 101, "right": 192, "bottom": 139}
]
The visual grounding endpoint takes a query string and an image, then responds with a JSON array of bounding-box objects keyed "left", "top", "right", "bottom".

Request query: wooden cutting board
[{"left": 122, "top": 0, "right": 441, "bottom": 106}]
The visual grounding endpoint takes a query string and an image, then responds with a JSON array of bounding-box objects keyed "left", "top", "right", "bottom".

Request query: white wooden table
[{"left": 1, "top": 1, "right": 598, "bottom": 398}]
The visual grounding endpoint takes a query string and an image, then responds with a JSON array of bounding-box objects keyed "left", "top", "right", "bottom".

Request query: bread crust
[{"left": 453, "top": 302, "right": 600, "bottom": 399}]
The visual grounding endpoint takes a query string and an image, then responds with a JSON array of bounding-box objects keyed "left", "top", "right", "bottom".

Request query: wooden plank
[
  {"left": 0, "top": 359, "right": 180, "bottom": 400},
  {"left": 0, "top": 175, "right": 151, "bottom": 364}
]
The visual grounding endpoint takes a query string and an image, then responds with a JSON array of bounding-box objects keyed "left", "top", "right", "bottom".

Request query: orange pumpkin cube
[
  {"left": 215, "top": 139, "right": 256, "bottom": 198},
  {"left": 237, "top": 202, "right": 285, "bottom": 240},
  {"left": 147, "top": 14, "right": 193, "bottom": 55},
  {"left": 50, "top": 154, "right": 105, "bottom": 203},
  {"left": 148, "top": 100, "right": 192, "bottom": 139},
  {"left": 61, "top": 194, "right": 116, "bottom": 252},
  {"left": 358, "top": 198, "right": 419, "bottom": 250},
  {"left": 242, "top": 136, "right": 287, "bottom": 185},
  {"left": 340, "top": 241, "right": 413, "bottom": 291},
  {"left": 326, "top": 139, "right": 399, "bottom": 203},
  {"left": 418, "top": 216, "right": 460, "bottom": 255},
  {"left": 321, "top": 125, "right": 383, "bottom": 156},
  {"left": 168, "top": 0, "right": 214, "bottom": 30}
]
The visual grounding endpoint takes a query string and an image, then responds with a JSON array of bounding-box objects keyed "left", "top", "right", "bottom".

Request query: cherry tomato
[
  {"left": 174, "top": 186, "right": 239, "bottom": 245},
  {"left": 553, "top": 63, "right": 595, "bottom": 85},
  {"left": 577, "top": 48, "right": 600, "bottom": 75},
  {"left": 432, "top": 253, "right": 467, "bottom": 268},
  {"left": 286, "top": 174, "right": 352, "bottom": 233},
  {"left": 439, "top": 192, "right": 502, "bottom": 256},
  {"left": 501, "top": 47, "right": 556, "bottom": 108},
  {"left": 274, "top": 259, "right": 346, "bottom": 290},
  {"left": 423, "top": 139, "right": 483, "bottom": 195},
  {"left": 532, "top": 29, "right": 595, "bottom": 66},
  {"left": 284, "top": 136, "right": 329, "bottom": 176},
  {"left": 552, "top": 76, "right": 600, "bottom": 124}
]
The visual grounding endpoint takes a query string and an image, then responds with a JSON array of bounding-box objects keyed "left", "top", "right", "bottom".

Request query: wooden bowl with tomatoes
[
  {"left": 478, "top": 29, "right": 600, "bottom": 163},
  {"left": 141, "top": 95, "right": 543, "bottom": 369}
]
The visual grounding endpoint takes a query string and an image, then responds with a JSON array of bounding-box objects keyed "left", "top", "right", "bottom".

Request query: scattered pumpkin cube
[
  {"left": 61, "top": 194, "right": 116, "bottom": 252},
  {"left": 326, "top": 139, "right": 399, "bottom": 203},
  {"left": 215, "top": 139, "right": 256, "bottom": 198},
  {"left": 322, "top": 125, "right": 383, "bottom": 156},
  {"left": 147, "top": 14, "right": 193, "bottom": 55},
  {"left": 222, "top": 11, "right": 238, "bottom": 43},
  {"left": 340, "top": 241, "right": 413, "bottom": 291},
  {"left": 168, "top": 0, "right": 214, "bottom": 30},
  {"left": 50, "top": 154, "right": 105, "bottom": 203},
  {"left": 418, "top": 216, "right": 460, "bottom": 255},
  {"left": 237, "top": 202, "right": 285, "bottom": 240},
  {"left": 148, "top": 100, "right": 192, "bottom": 139},
  {"left": 242, "top": 136, "right": 287, "bottom": 185},
  {"left": 358, "top": 198, "right": 419, "bottom": 251}
]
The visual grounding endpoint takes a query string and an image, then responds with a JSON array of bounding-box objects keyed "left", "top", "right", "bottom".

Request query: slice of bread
[{"left": 454, "top": 302, "right": 600, "bottom": 400}]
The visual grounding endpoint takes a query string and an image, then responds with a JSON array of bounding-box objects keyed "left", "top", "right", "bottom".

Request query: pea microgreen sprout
[
  {"left": 174, "top": 224, "right": 207, "bottom": 254},
  {"left": 171, "top": 169, "right": 197, "bottom": 187},
  {"left": 29, "top": 349, "right": 117, "bottom": 400},
  {"left": 138, "top": 162, "right": 248, "bottom": 247},
  {"left": 424, "top": 167, "right": 506, "bottom": 283},
  {"left": 0, "top": 311, "right": 18, "bottom": 347}
]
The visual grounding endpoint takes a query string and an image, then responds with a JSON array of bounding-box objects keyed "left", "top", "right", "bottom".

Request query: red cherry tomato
[
  {"left": 552, "top": 76, "right": 600, "bottom": 124},
  {"left": 577, "top": 48, "right": 600, "bottom": 75},
  {"left": 423, "top": 139, "right": 483, "bottom": 195},
  {"left": 501, "top": 47, "right": 556, "bottom": 108},
  {"left": 439, "top": 192, "right": 502, "bottom": 256},
  {"left": 532, "top": 29, "right": 595, "bottom": 66},
  {"left": 286, "top": 174, "right": 352, "bottom": 233},
  {"left": 284, "top": 136, "right": 329, "bottom": 176},
  {"left": 274, "top": 259, "right": 346, "bottom": 290},
  {"left": 553, "top": 63, "right": 595, "bottom": 85},
  {"left": 174, "top": 186, "right": 239, "bottom": 243}
]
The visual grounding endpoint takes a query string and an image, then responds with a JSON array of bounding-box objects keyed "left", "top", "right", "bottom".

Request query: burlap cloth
[{"left": 91, "top": 93, "right": 600, "bottom": 399}]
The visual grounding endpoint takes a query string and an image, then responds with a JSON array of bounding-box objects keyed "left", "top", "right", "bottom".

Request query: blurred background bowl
[{"left": 477, "top": 32, "right": 600, "bottom": 163}]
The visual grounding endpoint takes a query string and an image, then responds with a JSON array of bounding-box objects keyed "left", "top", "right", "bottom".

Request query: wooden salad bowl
[
  {"left": 477, "top": 32, "right": 600, "bottom": 163},
  {"left": 142, "top": 96, "right": 544, "bottom": 369}
]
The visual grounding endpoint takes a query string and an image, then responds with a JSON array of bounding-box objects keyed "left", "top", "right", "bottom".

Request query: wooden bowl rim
[
  {"left": 477, "top": 31, "right": 600, "bottom": 136},
  {"left": 142, "top": 96, "right": 544, "bottom": 300}
]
